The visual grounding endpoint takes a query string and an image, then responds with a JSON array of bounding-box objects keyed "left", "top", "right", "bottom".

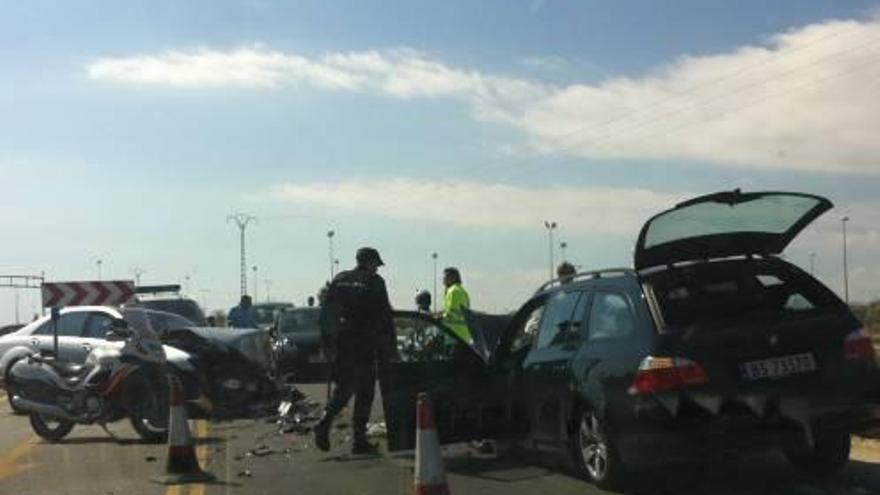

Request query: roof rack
[{"left": 535, "top": 267, "right": 636, "bottom": 293}]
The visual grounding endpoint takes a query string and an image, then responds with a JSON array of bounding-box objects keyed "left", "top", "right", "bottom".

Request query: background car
[
  {"left": 135, "top": 284, "right": 207, "bottom": 326},
  {"left": 254, "top": 302, "right": 295, "bottom": 332},
  {"left": 378, "top": 190, "right": 880, "bottom": 491},
  {"left": 271, "top": 307, "right": 326, "bottom": 382}
]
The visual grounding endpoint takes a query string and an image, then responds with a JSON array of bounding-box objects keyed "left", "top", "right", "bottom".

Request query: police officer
[{"left": 314, "top": 247, "right": 395, "bottom": 455}]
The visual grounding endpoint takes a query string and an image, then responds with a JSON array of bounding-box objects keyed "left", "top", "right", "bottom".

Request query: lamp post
[
  {"left": 842, "top": 217, "right": 850, "bottom": 304},
  {"left": 432, "top": 253, "right": 439, "bottom": 313},
  {"left": 264, "top": 279, "right": 272, "bottom": 303},
  {"left": 327, "top": 230, "right": 336, "bottom": 280},
  {"left": 132, "top": 268, "right": 145, "bottom": 286},
  {"left": 96, "top": 259, "right": 103, "bottom": 280},
  {"left": 544, "top": 221, "right": 557, "bottom": 279},
  {"left": 560, "top": 241, "right": 568, "bottom": 263}
]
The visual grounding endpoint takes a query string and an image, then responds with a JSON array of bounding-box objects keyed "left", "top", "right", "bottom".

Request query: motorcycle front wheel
[
  {"left": 29, "top": 412, "right": 74, "bottom": 442},
  {"left": 129, "top": 388, "right": 168, "bottom": 443}
]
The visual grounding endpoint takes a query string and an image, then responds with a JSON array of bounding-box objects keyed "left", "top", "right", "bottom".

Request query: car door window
[
  {"left": 82, "top": 313, "right": 115, "bottom": 339},
  {"left": 535, "top": 291, "right": 582, "bottom": 349},
  {"left": 32, "top": 312, "right": 89, "bottom": 337},
  {"left": 392, "top": 315, "right": 454, "bottom": 363},
  {"left": 588, "top": 292, "right": 635, "bottom": 340}
]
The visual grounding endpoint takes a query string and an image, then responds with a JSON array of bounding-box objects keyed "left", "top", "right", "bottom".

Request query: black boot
[
  {"left": 352, "top": 425, "right": 379, "bottom": 455},
  {"left": 313, "top": 412, "right": 332, "bottom": 452},
  {"left": 352, "top": 437, "right": 379, "bottom": 455}
]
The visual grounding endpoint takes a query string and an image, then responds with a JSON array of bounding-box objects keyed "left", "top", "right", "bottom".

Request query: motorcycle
[{"left": 9, "top": 318, "right": 169, "bottom": 443}]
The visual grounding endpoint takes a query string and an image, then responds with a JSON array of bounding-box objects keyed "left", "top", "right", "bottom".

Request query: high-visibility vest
[{"left": 443, "top": 284, "right": 472, "bottom": 344}]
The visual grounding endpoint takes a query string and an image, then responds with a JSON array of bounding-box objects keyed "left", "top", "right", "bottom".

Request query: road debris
[
  {"left": 250, "top": 444, "right": 274, "bottom": 457},
  {"left": 237, "top": 469, "right": 253, "bottom": 478},
  {"left": 276, "top": 390, "right": 323, "bottom": 436},
  {"left": 366, "top": 421, "right": 387, "bottom": 438}
]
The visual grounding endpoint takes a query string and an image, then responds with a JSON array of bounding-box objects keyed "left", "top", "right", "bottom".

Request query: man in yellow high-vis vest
[{"left": 441, "top": 267, "right": 472, "bottom": 344}]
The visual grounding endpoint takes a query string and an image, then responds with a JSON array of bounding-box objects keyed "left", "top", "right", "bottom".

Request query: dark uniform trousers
[{"left": 325, "top": 348, "right": 377, "bottom": 435}]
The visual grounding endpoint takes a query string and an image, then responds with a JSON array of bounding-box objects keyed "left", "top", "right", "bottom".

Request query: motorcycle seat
[{"left": 46, "top": 361, "right": 88, "bottom": 378}]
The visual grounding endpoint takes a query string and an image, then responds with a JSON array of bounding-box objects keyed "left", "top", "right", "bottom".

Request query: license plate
[{"left": 741, "top": 353, "right": 816, "bottom": 380}]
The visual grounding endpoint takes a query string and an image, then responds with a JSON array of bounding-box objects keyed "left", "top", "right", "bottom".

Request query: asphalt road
[{"left": 2, "top": 385, "right": 880, "bottom": 495}]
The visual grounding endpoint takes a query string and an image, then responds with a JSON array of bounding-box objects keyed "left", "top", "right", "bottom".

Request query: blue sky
[{"left": 2, "top": 0, "right": 880, "bottom": 322}]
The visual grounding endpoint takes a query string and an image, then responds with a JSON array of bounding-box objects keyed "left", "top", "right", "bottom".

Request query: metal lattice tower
[{"left": 228, "top": 213, "right": 256, "bottom": 297}]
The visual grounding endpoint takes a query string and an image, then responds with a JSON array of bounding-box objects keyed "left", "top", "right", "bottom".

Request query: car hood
[
  {"left": 164, "top": 326, "right": 272, "bottom": 370},
  {"left": 634, "top": 190, "right": 832, "bottom": 271}
]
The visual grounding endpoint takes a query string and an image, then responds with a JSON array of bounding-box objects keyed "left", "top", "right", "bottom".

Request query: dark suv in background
[
  {"left": 272, "top": 307, "right": 325, "bottom": 381},
  {"left": 136, "top": 285, "right": 207, "bottom": 326},
  {"left": 379, "top": 190, "right": 880, "bottom": 491}
]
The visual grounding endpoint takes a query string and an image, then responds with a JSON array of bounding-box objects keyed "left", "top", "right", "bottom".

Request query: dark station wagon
[{"left": 379, "top": 190, "right": 880, "bottom": 490}]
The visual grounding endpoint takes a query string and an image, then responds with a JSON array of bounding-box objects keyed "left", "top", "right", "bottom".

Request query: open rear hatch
[
  {"left": 634, "top": 190, "right": 832, "bottom": 271},
  {"left": 642, "top": 257, "right": 876, "bottom": 431}
]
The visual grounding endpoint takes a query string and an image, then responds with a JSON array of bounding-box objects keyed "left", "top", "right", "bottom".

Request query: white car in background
[{"left": 0, "top": 306, "right": 195, "bottom": 413}]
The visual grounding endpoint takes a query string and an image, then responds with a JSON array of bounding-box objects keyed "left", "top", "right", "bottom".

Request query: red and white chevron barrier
[{"left": 41, "top": 280, "right": 135, "bottom": 307}]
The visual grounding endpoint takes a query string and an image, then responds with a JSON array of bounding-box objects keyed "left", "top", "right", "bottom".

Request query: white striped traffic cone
[
  {"left": 153, "top": 377, "right": 215, "bottom": 485},
  {"left": 414, "top": 393, "right": 450, "bottom": 495}
]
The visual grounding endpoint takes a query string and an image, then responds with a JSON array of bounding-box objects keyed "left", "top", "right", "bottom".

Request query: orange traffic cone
[
  {"left": 414, "top": 393, "right": 450, "bottom": 495},
  {"left": 153, "top": 377, "right": 215, "bottom": 485}
]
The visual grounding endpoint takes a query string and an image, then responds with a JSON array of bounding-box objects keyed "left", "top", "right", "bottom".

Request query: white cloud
[
  {"left": 86, "top": 15, "right": 880, "bottom": 172},
  {"left": 87, "top": 46, "right": 548, "bottom": 106},
  {"left": 512, "top": 17, "right": 880, "bottom": 173},
  {"left": 86, "top": 47, "right": 363, "bottom": 89},
  {"left": 273, "top": 179, "right": 684, "bottom": 236}
]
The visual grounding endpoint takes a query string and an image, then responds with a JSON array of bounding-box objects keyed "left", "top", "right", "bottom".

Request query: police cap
[{"left": 356, "top": 247, "right": 385, "bottom": 267}]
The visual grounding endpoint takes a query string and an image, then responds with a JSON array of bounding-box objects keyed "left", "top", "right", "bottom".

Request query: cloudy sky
[{"left": 2, "top": 0, "right": 880, "bottom": 322}]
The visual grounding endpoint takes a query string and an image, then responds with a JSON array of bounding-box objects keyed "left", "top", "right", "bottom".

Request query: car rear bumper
[{"left": 615, "top": 393, "right": 880, "bottom": 468}]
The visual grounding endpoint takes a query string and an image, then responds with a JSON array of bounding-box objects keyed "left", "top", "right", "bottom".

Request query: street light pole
[
  {"left": 431, "top": 252, "right": 439, "bottom": 313},
  {"left": 842, "top": 216, "right": 850, "bottom": 304},
  {"left": 544, "top": 221, "right": 557, "bottom": 279},
  {"left": 560, "top": 241, "right": 568, "bottom": 263},
  {"left": 264, "top": 279, "right": 272, "bottom": 303},
  {"left": 96, "top": 259, "right": 103, "bottom": 280},
  {"left": 132, "top": 268, "right": 145, "bottom": 286},
  {"left": 327, "top": 230, "right": 336, "bottom": 280}
]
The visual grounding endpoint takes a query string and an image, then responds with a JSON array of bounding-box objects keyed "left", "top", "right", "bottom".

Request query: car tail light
[
  {"left": 628, "top": 356, "right": 710, "bottom": 395},
  {"left": 843, "top": 328, "right": 875, "bottom": 361}
]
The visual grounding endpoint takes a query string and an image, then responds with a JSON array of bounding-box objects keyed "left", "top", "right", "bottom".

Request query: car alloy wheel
[
  {"left": 579, "top": 413, "right": 609, "bottom": 481},
  {"left": 572, "top": 410, "right": 624, "bottom": 490}
]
